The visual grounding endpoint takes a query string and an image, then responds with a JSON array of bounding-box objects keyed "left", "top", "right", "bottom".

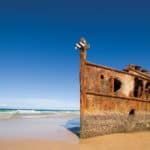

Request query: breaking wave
[{"left": 0, "top": 109, "right": 79, "bottom": 119}]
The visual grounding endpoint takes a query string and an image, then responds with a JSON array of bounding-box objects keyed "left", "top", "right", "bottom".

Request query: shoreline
[
  {"left": 0, "top": 114, "right": 79, "bottom": 150},
  {"left": 0, "top": 115, "right": 79, "bottom": 140}
]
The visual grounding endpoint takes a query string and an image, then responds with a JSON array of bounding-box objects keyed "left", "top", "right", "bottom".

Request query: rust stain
[{"left": 76, "top": 38, "right": 150, "bottom": 137}]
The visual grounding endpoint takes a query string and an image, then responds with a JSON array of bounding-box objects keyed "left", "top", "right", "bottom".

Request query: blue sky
[{"left": 0, "top": 0, "right": 150, "bottom": 109}]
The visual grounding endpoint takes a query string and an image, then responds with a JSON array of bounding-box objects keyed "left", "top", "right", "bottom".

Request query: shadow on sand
[{"left": 65, "top": 118, "right": 80, "bottom": 137}]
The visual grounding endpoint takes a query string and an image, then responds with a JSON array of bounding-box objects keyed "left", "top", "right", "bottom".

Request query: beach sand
[
  {"left": 0, "top": 140, "right": 79, "bottom": 150},
  {"left": 0, "top": 117, "right": 150, "bottom": 150},
  {"left": 0, "top": 115, "right": 79, "bottom": 150},
  {"left": 1, "top": 132, "right": 150, "bottom": 150},
  {"left": 80, "top": 131, "right": 150, "bottom": 150}
]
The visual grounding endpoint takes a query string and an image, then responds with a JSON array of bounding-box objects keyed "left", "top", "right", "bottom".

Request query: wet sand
[
  {"left": 80, "top": 131, "right": 150, "bottom": 150},
  {"left": 0, "top": 118, "right": 79, "bottom": 140},
  {"left": 1, "top": 117, "right": 150, "bottom": 150},
  {"left": 0, "top": 116, "right": 79, "bottom": 150}
]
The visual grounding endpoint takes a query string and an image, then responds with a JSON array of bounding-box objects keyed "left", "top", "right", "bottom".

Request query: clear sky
[{"left": 0, "top": 0, "right": 150, "bottom": 109}]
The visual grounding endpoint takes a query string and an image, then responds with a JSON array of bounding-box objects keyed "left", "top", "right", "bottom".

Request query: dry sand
[
  {"left": 1, "top": 132, "right": 150, "bottom": 150},
  {"left": 80, "top": 131, "right": 150, "bottom": 150},
  {"left": 0, "top": 139, "right": 79, "bottom": 150}
]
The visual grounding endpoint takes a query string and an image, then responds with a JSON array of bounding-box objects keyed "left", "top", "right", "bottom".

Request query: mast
[{"left": 75, "top": 37, "right": 90, "bottom": 131}]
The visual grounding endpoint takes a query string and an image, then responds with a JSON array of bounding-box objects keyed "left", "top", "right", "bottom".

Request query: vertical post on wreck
[{"left": 75, "top": 38, "right": 90, "bottom": 134}]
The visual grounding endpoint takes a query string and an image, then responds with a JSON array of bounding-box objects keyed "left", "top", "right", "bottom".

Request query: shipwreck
[{"left": 76, "top": 38, "right": 150, "bottom": 138}]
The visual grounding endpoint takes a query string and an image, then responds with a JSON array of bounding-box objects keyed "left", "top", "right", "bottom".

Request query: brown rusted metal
[
  {"left": 76, "top": 38, "right": 90, "bottom": 132},
  {"left": 77, "top": 37, "right": 150, "bottom": 138}
]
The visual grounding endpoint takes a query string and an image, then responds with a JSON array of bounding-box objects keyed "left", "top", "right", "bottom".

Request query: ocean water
[
  {"left": 0, "top": 108, "right": 80, "bottom": 139},
  {"left": 0, "top": 109, "right": 80, "bottom": 141},
  {"left": 0, "top": 108, "right": 79, "bottom": 119}
]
